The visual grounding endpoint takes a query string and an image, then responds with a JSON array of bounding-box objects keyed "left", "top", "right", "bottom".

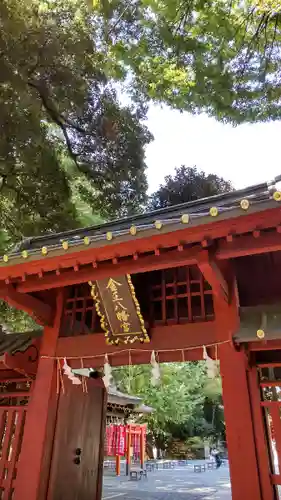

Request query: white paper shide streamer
[
  {"left": 150, "top": 351, "right": 161, "bottom": 386},
  {"left": 103, "top": 354, "right": 113, "bottom": 390},
  {"left": 63, "top": 358, "right": 82, "bottom": 385},
  {"left": 203, "top": 346, "right": 218, "bottom": 379}
]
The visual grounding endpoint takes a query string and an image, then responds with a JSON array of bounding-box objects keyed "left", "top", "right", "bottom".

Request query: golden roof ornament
[
  {"left": 240, "top": 199, "right": 250, "bottom": 210},
  {"left": 181, "top": 214, "right": 190, "bottom": 224},
  {"left": 273, "top": 191, "right": 281, "bottom": 202},
  {"left": 154, "top": 220, "right": 163, "bottom": 230},
  {"left": 210, "top": 207, "right": 218, "bottom": 217},
  {"left": 257, "top": 329, "right": 265, "bottom": 340},
  {"left": 129, "top": 225, "right": 137, "bottom": 236}
]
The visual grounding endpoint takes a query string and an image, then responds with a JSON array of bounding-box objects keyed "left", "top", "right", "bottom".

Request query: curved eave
[
  {"left": 0, "top": 199, "right": 280, "bottom": 287},
  {"left": 133, "top": 404, "right": 154, "bottom": 414},
  {"left": 107, "top": 387, "right": 142, "bottom": 406},
  {"left": 12, "top": 175, "right": 281, "bottom": 253}
]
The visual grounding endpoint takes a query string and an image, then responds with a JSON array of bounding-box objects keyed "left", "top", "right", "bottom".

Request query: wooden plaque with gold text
[{"left": 89, "top": 275, "right": 149, "bottom": 345}]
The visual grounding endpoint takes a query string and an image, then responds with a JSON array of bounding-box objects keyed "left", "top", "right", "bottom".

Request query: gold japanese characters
[{"left": 89, "top": 275, "right": 149, "bottom": 346}]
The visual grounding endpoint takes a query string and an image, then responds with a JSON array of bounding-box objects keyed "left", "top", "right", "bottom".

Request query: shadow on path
[{"left": 103, "top": 464, "right": 231, "bottom": 500}]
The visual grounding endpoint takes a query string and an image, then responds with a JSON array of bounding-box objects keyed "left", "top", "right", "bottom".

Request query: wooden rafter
[
  {"left": 16, "top": 246, "right": 202, "bottom": 293},
  {"left": 1, "top": 219, "right": 281, "bottom": 299},
  {"left": 197, "top": 251, "right": 229, "bottom": 304},
  {"left": 0, "top": 205, "right": 280, "bottom": 285},
  {"left": 0, "top": 285, "right": 54, "bottom": 326},
  {"left": 216, "top": 230, "right": 281, "bottom": 260}
]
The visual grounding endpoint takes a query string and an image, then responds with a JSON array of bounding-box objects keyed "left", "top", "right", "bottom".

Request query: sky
[{"left": 145, "top": 104, "right": 281, "bottom": 193}]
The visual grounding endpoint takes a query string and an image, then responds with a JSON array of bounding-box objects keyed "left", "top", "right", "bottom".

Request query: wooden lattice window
[
  {"left": 60, "top": 267, "right": 213, "bottom": 335},
  {"left": 60, "top": 283, "right": 102, "bottom": 337},
  {"left": 148, "top": 265, "right": 213, "bottom": 325}
]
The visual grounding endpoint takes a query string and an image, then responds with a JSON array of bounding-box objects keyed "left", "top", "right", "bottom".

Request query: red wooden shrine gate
[{"left": 0, "top": 177, "right": 280, "bottom": 498}]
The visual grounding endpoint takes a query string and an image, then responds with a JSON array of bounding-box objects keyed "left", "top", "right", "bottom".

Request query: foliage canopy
[
  {"left": 149, "top": 166, "right": 231, "bottom": 210},
  {"left": 0, "top": 0, "right": 151, "bottom": 251},
  {"left": 114, "top": 363, "right": 225, "bottom": 452},
  {"left": 92, "top": 0, "right": 281, "bottom": 123}
]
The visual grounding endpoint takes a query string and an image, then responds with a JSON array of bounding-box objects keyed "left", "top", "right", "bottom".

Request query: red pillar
[
  {"left": 126, "top": 425, "right": 132, "bottom": 476},
  {"left": 15, "top": 290, "right": 64, "bottom": 500},
  {"left": 140, "top": 426, "right": 145, "bottom": 469},
  {"left": 219, "top": 343, "right": 262, "bottom": 500},
  {"left": 116, "top": 455, "right": 121, "bottom": 476}
]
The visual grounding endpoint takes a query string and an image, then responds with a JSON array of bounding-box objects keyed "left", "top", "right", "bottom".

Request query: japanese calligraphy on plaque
[{"left": 89, "top": 275, "right": 150, "bottom": 345}]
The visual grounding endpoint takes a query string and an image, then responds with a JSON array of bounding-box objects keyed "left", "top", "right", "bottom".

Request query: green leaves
[
  {"left": 0, "top": 0, "right": 152, "bottom": 249},
  {"left": 113, "top": 362, "right": 212, "bottom": 448},
  {"left": 92, "top": 0, "right": 281, "bottom": 122},
  {"left": 149, "top": 166, "right": 231, "bottom": 210},
  {"left": 113, "top": 360, "right": 226, "bottom": 450}
]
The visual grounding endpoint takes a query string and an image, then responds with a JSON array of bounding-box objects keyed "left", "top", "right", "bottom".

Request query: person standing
[{"left": 211, "top": 448, "right": 222, "bottom": 469}]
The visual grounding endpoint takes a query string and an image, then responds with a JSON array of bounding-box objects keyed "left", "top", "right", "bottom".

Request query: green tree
[
  {"left": 0, "top": 0, "right": 151, "bottom": 250},
  {"left": 203, "top": 378, "right": 225, "bottom": 445},
  {"left": 92, "top": 0, "right": 281, "bottom": 123},
  {"left": 113, "top": 362, "right": 210, "bottom": 454},
  {"left": 149, "top": 166, "right": 231, "bottom": 210}
]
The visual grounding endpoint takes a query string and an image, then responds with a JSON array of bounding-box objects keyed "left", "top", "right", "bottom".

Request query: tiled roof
[
  {"left": 107, "top": 387, "right": 142, "bottom": 406},
  {"left": 12, "top": 176, "right": 281, "bottom": 254},
  {"left": 133, "top": 404, "right": 154, "bottom": 414},
  {"left": 1, "top": 176, "right": 281, "bottom": 270}
]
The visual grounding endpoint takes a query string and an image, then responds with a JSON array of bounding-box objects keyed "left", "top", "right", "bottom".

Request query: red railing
[{"left": 0, "top": 379, "right": 32, "bottom": 499}]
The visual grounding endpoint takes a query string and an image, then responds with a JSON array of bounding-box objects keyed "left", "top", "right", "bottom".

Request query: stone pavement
[{"left": 102, "top": 462, "right": 231, "bottom": 500}]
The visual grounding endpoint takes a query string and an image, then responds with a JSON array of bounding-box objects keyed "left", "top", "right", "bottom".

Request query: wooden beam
[
  {"left": 0, "top": 369, "right": 29, "bottom": 381},
  {"left": 16, "top": 247, "right": 202, "bottom": 293},
  {"left": 56, "top": 321, "right": 217, "bottom": 367},
  {"left": 0, "top": 285, "right": 54, "bottom": 326},
  {"left": 3, "top": 340, "right": 40, "bottom": 377},
  {"left": 248, "top": 339, "right": 281, "bottom": 351},
  {"left": 69, "top": 348, "right": 204, "bottom": 367},
  {"left": 0, "top": 205, "right": 280, "bottom": 289},
  {"left": 197, "top": 252, "right": 229, "bottom": 303},
  {"left": 213, "top": 262, "right": 240, "bottom": 343},
  {"left": 216, "top": 230, "right": 281, "bottom": 260}
]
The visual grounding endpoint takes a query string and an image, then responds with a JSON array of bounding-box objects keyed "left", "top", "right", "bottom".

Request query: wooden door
[{"left": 47, "top": 377, "right": 106, "bottom": 500}]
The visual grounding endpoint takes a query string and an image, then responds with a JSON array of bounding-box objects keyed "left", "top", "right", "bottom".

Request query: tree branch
[
  {"left": 26, "top": 81, "right": 106, "bottom": 182},
  {"left": 27, "top": 80, "right": 80, "bottom": 165}
]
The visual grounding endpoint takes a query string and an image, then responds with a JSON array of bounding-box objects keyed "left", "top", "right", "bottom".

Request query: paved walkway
[{"left": 102, "top": 463, "right": 231, "bottom": 500}]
